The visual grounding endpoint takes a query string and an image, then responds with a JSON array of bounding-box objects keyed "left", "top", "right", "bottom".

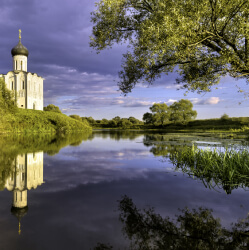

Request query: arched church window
[
  {"left": 21, "top": 61, "right": 23, "bottom": 71},
  {"left": 15, "top": 61, "right": 17, "bottom": 70},
  {"left": 12, "top": 81, "right": 14, "bottom": 90},
  {"left": 22, "top": 81, "right": 25, "bottom": 89}
]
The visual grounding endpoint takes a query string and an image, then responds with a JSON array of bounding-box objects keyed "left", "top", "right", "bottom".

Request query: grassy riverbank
[
  {"left": 165, "top": 117, "right": 249, "bottom": 132},
  {"left": 145, "top": 117, "right": 249, "bottom": 139},
  {"left": 0, "top": 108, "right": 92, "bottom": 134},
  {"left": 93, "top": 117, "right": 249, "bottom": 139},
  {"left": 0, "top": 79, "right": 91, "bottom": 134}
]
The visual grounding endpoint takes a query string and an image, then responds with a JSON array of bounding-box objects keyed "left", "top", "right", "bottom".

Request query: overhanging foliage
[{"left": 91, "top": 0, "right": 249, "bottom": 94}]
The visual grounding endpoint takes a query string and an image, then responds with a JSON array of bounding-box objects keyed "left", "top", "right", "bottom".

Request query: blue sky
[{"left": 0, "top": 0, "right": 248, "bottom": 120}]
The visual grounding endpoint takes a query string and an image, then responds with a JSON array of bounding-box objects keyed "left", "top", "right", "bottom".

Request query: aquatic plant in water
[{"left": 170, "top": 146, "right": 249, "bottom": 194}]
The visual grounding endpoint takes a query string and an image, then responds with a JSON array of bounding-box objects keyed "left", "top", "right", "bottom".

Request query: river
[{"left": 0, "top": 130, "right": 249, "bottom": 249}]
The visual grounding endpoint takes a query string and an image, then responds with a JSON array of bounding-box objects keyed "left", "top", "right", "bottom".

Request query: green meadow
[{"left": 0, "top": 108, "right": 91, "bottom": 134}]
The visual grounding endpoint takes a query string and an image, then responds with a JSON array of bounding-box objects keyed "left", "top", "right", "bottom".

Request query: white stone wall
[
  {"left": 27, "top": 73, "right": 44, "bottom": 110},
  {"left": 1, "top": 71, "right": 44, "bottom": 110},
  {"left": 13, "top": 55, "right": 27, "bottom": 72},
  {"left": 16, "top": 72, "right": 26, "bottom": 108}
]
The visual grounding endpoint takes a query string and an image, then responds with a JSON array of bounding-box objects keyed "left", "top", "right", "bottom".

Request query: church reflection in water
[{"left": 5, "top": 152, "right": 44, "bottom": 235}]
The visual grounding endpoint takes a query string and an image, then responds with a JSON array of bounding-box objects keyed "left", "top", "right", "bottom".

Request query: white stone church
[{"left": 0, "top": 30, "right": 44, "bottom": 110}]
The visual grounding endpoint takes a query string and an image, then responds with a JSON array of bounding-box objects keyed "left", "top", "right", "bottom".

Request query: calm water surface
[{"left": 0, "top": 131, "right": 249, "bottom": 249}]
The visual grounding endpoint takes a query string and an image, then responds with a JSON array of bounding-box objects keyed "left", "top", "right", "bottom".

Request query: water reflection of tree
[
  {"left": 0, "top": 151, "right": 16, "bottom": 191},
  {"left": 93, "top": 130, "right": 144, "bottom": 141},
  {"left": 95, "top": 196, "right": 249, "bottom": 250},
  {"left": 143, "top": 134, "right": 191, "bottom": 157}
]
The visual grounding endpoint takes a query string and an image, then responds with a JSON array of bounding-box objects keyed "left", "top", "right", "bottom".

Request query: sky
[{"left": 0, "top": 0, "right": 248, "bottom": 120}]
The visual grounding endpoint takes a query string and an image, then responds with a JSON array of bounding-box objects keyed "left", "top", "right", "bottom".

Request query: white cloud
[
  {"left": 124, "top": 100, "right": 153, "bottom": 107},
  {"left": 115, "top": 100, "right": 125, "bottom": 105},
  {"left": 207, "top": 97, "right": 220, "bottom": 104},
  {"left": 191, "top": 97, "right": 221, "bottom": 105},
  {"left": 164, "top": 84, "right": 181, "bottom": 89},
  {"left": 166, "top": 99, "right": 178, "bottom": 104}
]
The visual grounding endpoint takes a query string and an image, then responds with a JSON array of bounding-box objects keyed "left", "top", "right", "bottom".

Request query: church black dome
[{"left": 11, "top": 40, "right": 29, "bottom": 57}]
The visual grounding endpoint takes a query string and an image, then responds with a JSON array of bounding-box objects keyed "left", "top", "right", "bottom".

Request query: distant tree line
[
  {"left": 43, "top": 99, "right": 197, "bottom": 129},
  {"left": 143, "top": 99, "right": 197, "bottom": 126},
  {"left": 43, "top": 104, "right": 143, "bottom": 129},
  {"left": 82, "top": 116, "right": 143, "bottom": 129}
]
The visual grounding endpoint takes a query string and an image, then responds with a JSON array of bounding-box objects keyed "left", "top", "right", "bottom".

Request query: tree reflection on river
[
  {"left": 96, "top": 195, "right": 249, "bottom": 249},
  {"left": 0, "top": 130, "right": 249, "bottom": 249}
]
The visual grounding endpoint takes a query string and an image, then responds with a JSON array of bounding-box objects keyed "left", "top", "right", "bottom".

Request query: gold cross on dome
[{"left": 19, "top": 29, "right": 21, "bottom": 41}]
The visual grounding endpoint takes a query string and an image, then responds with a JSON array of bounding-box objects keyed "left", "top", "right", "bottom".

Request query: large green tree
[
  {"left": 143, "top": 112, "right": 153, "bottom": 124},
  {"left": 128, "top": 116, "right": 142, "bottom": 125},
  {"left": 150, "top": 103, "right": 171, "bottom": 126},
  {"left": 143, "top": 100, "right": 197, "bottom": 125},
  {"left": 170, "top": 99, "right": 197, "bottom": 124},
  {"left": 91, "top": 0, "right": 249, "bottom": 94}
]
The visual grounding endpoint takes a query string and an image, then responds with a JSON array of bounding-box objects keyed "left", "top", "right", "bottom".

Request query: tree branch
[
  {"left": 220, "top": 1, "right": 248, "bottom": 36},
  {"left": 150, "top": 58, "right": 205, "bottom": 72},
  {"left": 237, "top": 72, "right": 249, "bottom": 77},
  {"left": 222, "top": 36, "right": 245, "bottom": 62},
  {"left": 116, "top": 28, "right": 136, "bottom": 32},
  {"left": 201, "top": 39, "right": 222, "bottom": 53},
  {"left": 132, "top": 0, "right": 153, "bottom": 13},
  {"left": 187, "top": 36, "right": 214, "bottom": 47}
]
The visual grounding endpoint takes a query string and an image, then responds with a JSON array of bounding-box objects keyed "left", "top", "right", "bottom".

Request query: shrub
[
  {"left": 43, "top": 104, "right": 61, "bottom": 113},
  {"left": 220, "top": 113, "right": 229, "bottom": 120}
]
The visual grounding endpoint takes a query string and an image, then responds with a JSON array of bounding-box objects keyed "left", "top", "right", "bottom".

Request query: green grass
[
  {"left": 0, "top": 108, "right": 92, "bottom": 134},
  {"left": 182, "top": 117, "right": 249, "bottom": 131},
  {"left": 170, "top": 146, "right": 249, "bottom": 194},
  {"left": 140, "top": 117, "right": 249, "bottom": 139}
]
